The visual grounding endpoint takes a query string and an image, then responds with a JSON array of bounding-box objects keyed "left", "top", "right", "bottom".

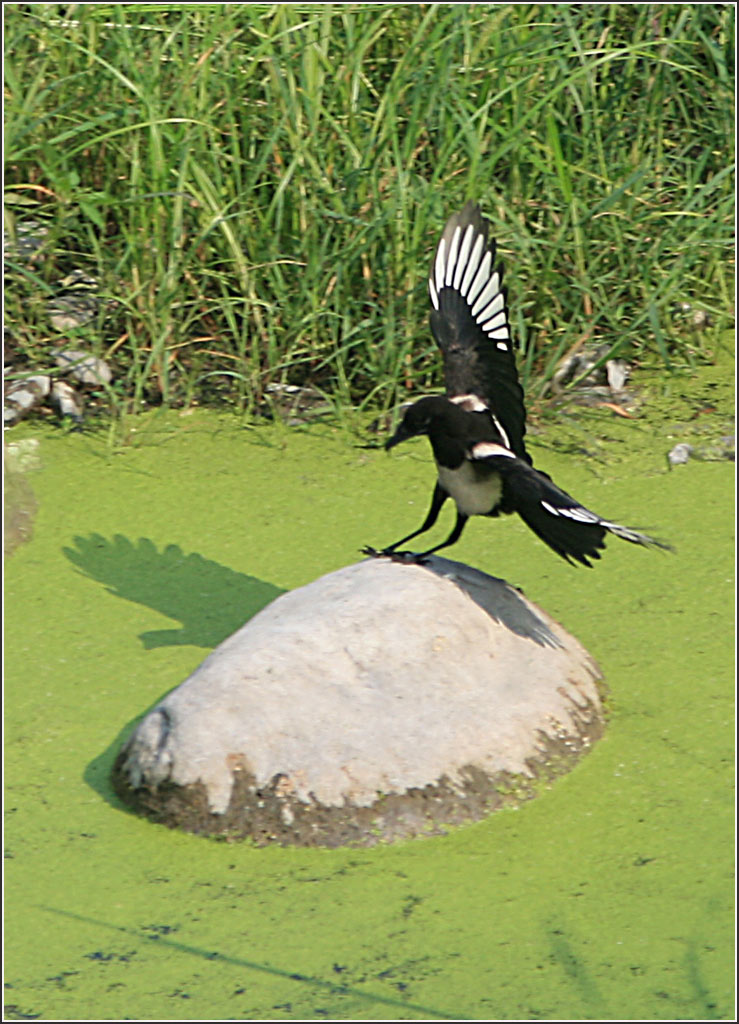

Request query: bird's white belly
[{"left": 436, "top": 461, "right": 502, "bottom": 516}]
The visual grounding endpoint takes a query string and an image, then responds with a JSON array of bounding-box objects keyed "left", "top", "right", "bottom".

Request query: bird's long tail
[{"left": 491, "top": 455, "right": 671, "bottom": 567}]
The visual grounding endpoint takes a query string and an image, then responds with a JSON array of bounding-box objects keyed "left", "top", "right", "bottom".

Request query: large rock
[{"left": 112, "top": 556, "right": 605, "bottom": 846}]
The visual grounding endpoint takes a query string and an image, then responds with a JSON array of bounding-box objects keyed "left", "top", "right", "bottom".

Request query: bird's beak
[{"left": 385, "top": 422, "right": 411, "bottom": 451}]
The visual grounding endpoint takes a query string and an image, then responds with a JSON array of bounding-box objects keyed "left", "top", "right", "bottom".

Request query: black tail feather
[
  {"left": 490, "top": 455, "right": 671, "bottom": 567},
  {"left": 515, "top": 503, "right": 607, "bottom": 567}
]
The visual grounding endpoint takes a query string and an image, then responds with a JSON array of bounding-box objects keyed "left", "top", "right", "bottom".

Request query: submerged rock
[
  {"left": 112, "top": 556, "right": 605, "bottom": 846},
  {"left": 4, "top": 440, "right": 40, "bottom": 556}
]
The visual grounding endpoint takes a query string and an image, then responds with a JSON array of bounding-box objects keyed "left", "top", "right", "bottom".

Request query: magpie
[{"left": 364, "top": 201, "right": 670, "bottom": 567}]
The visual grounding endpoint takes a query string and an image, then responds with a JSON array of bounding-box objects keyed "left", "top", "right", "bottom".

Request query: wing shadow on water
[
  {"left": 64, "top": 534, "right": 285, "bottom": 810},
  {"left": 63, "top": 533, "right": 285, "bottom": 650}
]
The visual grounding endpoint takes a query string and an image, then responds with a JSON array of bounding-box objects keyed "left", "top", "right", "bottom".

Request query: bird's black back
[{"left": 428, "top": 201, "right": 531, "bottom": 464}]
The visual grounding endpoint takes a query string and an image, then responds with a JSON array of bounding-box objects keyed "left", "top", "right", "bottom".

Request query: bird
[{"left": 364, "top": 201, "right": 670, "bottom": 567}]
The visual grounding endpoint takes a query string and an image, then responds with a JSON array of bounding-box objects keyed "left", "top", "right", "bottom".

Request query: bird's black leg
[
  {"left": 362, "top": 484, "right": 448, "bottom": 561},
  {"left": 413, "top": 510, "right": 469, "bottom": 562}
]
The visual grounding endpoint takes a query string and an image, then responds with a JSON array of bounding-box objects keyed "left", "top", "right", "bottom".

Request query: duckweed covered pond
[{"left": 4, "top": 372, "right": 734, "bottom": 1020}]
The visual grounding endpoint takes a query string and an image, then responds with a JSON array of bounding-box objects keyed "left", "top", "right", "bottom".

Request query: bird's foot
[{"left": 361, "top": 546, "right": 426, "bottom": 565}]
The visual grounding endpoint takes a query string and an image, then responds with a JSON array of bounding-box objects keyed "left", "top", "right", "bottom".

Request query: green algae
[{"left": 4, "top": 355, "right": 734, "bottom": 1020}]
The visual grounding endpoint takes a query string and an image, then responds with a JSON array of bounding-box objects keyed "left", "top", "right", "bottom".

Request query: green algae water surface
[{"left": 4, "top": 386, "right": 734, "bottom": 1020}]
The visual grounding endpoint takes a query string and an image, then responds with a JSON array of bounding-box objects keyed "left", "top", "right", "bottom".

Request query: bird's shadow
[
  {"left": 63, "top": 533, "right": 285, "bottom": 650},
  {"left": 63, "top": 534, "right": 286, "bottom": 810},
  {"left": 389, "top": 553, "right": 564, "bottom": 649}
]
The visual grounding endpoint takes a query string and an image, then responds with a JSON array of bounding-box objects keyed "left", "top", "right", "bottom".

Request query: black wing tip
[
  {"left": 456, "top": 199, "right": 485, "bottom": 228},
  {"left": 430, "top": 200, "right": 506, "bottom": 295},
  {"left": 443, "top": 201, "right": 492, "bottom": 244}
]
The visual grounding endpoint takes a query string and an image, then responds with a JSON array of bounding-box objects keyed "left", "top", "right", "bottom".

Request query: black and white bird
[{"left": 365, "top": 201, "right": 669, "bottom": 567}]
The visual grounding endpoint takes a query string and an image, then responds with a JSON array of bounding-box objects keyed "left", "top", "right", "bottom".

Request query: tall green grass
[{"left": 3, "top": 3, "right": 734, "bottom": 423}]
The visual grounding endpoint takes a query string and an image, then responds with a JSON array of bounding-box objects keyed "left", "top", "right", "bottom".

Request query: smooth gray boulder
[{"left": 112, "top": 556, "right": 605, "bottom": 846}]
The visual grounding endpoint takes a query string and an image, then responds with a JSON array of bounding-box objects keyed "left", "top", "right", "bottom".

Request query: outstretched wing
[{"left": 428, "top": 201, "right": 530, "bottom": 464}]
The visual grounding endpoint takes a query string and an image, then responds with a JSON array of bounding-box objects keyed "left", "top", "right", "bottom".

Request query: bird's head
[{"left": 385, "top": 396, "right": 450, "bottom": 450}]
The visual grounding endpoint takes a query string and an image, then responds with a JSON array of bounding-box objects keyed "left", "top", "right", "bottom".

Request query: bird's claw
[
  {"left": 360, "top": 545, "right": 380, "bottom": 558},
  {"left": 360, "top": 546, "right": 426, "bottom": 565}
]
